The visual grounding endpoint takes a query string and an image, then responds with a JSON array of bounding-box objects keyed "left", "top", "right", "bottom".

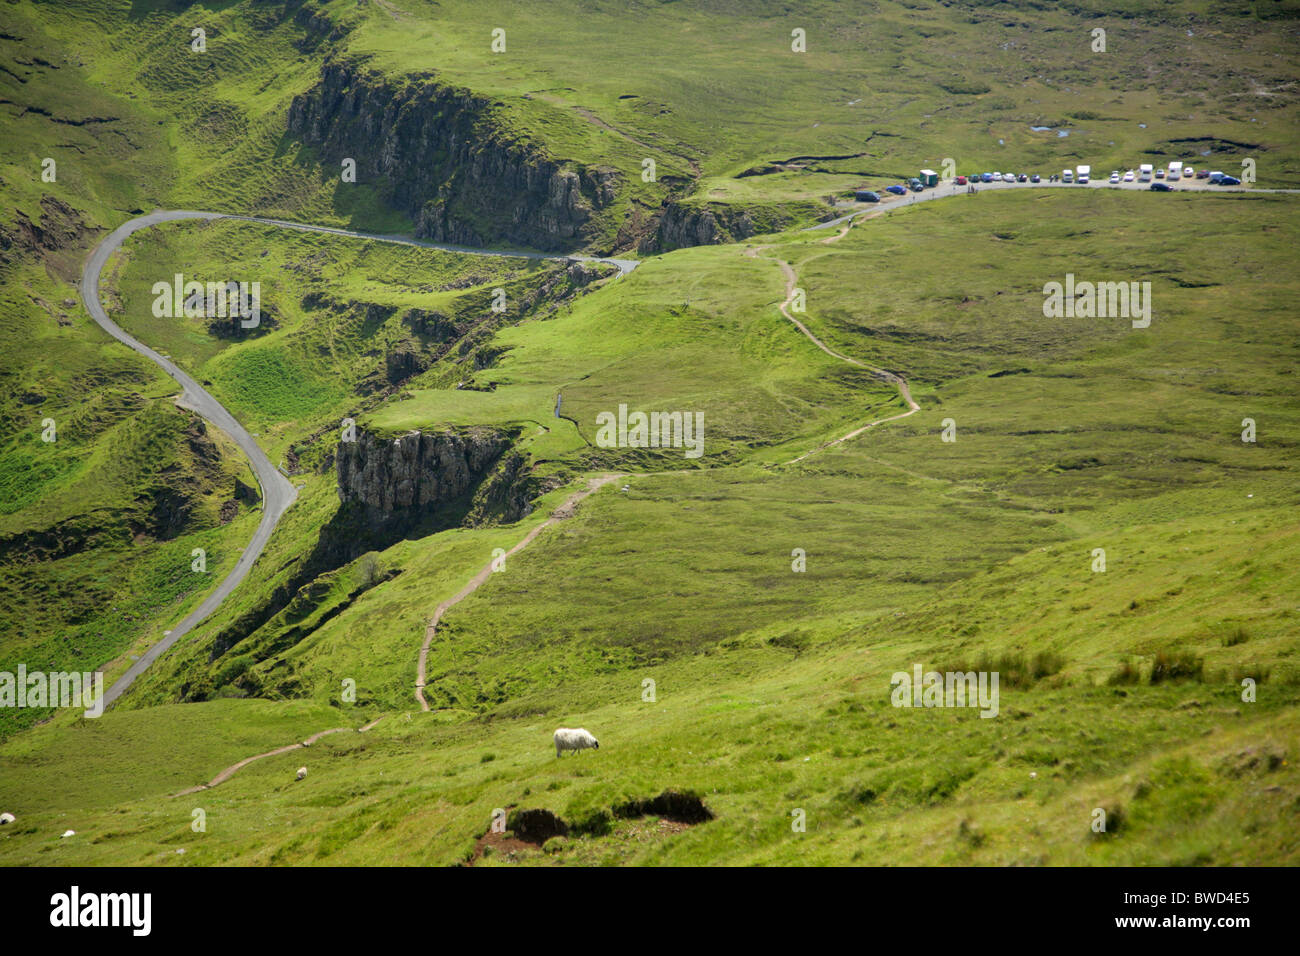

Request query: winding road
[
  {"left": 83, "top": 211, "right": 299, "bottom": 708},
  {"left": 81, "top": 210, "right": 637, "bottom": 709}
]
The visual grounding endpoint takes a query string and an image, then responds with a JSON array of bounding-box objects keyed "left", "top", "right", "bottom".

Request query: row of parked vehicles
[
  {"left": 955, "top": 172, "right": 1040, "bottom": 185},
  {"left": 855, "top": 162, "right": 1243, "bottom": 202}
]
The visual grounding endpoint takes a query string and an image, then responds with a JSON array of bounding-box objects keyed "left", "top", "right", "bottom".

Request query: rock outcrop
[
  {"left": 336, "top": 427, "right": 512, "bottom": 522},
  {"left": 641, "top": 202, "right": 754, "bottom": 253},
  {"left": 287, "top": 60, "right": 621, "bottom": 252},
  {"left": 639, "top": 199, "right": 824, "bottom": 254},
  {"left": 0, "top": 196, "right": 91, "bottom": 264},
  {"left": 204, "top": 425, "right": 523, "bottom": 666}
]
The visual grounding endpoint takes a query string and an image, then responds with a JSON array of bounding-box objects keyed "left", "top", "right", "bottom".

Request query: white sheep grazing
[
  {"left": 295, "top": 767, "right": 308, "bottom": 781},
  {"left": 554, "top": 727, "right": 599, "bottom": 758},
  {"left": 0, "top": 812, "right": 14, "bottom": 825}
]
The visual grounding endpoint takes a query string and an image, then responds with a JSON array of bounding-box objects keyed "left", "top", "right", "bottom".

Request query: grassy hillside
[
  {"left": 0, "top": 0, "right": 1296, "bottom": 866},
  {"left": 103, "top": 219, "right": 577, "bottom": 451},
  {"left": 347, "top": 0, "right": 1300, "bottom": 193},
  {"left": 0, "top": 9, "right": 268, "bottom": 737},
  {"left": 0, "top": 501, "right": 1294, "bottom": 865},
  {"left": 3, "top": 187, "right": 1296, "bottom": 864}
]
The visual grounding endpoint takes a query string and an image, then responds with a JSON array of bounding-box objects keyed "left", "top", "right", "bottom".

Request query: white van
[
  {"left": 1076, "top": 165, "right": 1091, "bottom": 184},
  {"left": 1062, "top": 168, "right": 1074, "bottom": 183},
  {"left": 1167, "top": 161, "right": 1183, "bottom": 181},
  {"left": 1139, "top": 164, "right": 1154, "bottom": 182}
]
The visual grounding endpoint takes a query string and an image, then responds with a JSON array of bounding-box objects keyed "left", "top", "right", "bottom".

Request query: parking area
[{"left": 853, "top": 165, "right": 1250, "bottom": 203}]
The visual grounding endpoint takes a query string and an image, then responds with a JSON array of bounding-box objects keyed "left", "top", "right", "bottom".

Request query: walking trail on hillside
[
  {"left": 745, "top": 215, "right": 921, "bottom": 462},
  {"left": 415, "top": 473, "right": 624, "bottom": 711},
  {"left": 171, "top": 717, "right": 384, "bottom": 797},
  {"left": 167, "top": 475, "right": 623, "bottom": 794}
]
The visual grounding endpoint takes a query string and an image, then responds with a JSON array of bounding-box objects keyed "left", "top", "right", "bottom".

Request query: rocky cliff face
[
  {"left": 206, "top": 425, "right": 526, "bottom": 664},
  {"left": 639, "top": 199, "right": 827, "bottom": 254},
  {"left": 337, "top": 427, "right": 511, "bottom": 520},
  {"left": 639, "top": 202, "right": 754, "bottom": 253},
  {"left": 0, "top": 196, "right": 91, "bottom": 265},
  {"left": 288, "top": 60, "right": 621, "bottom": 252}
]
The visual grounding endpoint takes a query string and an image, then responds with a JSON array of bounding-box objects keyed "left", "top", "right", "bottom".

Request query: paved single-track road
[
  {"left": 81, "top": 210, "right": 635, "bottom": 708},
  {"left": 82, "top": 211, "right": 300, "bottom": 707}
]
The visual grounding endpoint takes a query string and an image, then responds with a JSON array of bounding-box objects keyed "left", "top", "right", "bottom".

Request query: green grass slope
[
  {"left": 3, "top": 187, "right": 1294, "bottom": 865},
  {"left": 0, "top": 0, "right": 1297, "bottom": 866}
]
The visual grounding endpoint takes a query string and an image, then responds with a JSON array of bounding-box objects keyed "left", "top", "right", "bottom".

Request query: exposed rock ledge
[
  {"left": 336, "top": 427, "right": 511, "bottom": 518},
  {"left": 288, "top": 60, "right": 621, "bottom": 252}
]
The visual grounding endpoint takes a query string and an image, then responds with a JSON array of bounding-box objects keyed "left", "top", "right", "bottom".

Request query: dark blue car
[
  {"left": 1218, "top": 175, "right": 1241, "bottom": 185},
  {"left": 885, "top": 184, "right": 907, "bottom": 196},
  {"left": 855, "top": 190, "right": 881, "bottom": 203},
  {"left": 981, "top": 172, "right": 994, "bottom": 183}
]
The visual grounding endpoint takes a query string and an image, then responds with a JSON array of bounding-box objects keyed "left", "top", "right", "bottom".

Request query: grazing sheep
[
  {"left": 61, "top": 830, "right": 75, "bottom": 838},
  {"left": 295, "top": 767, "right": 308, "bottom": 781},
  {"left": 554, "top": 727, "right": 599, "bottom": 758},
  {"left": 0, "top": 812, "right": 14, "bottom": 825}
]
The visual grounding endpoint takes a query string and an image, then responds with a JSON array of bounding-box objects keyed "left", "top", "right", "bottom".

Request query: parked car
[
  {"left": 1123, "top": 170, "right": 1135, "bottom": 182},
  {"left": 855, "top": 190, "right": 881, "bottom": 203},
  {"left": 1183, "top": 166, "right": 1195, "bottom": 178},
  {"left": 885, "top": 184, "right": 907, "bottom": 195},
  {"left": 1150, "top": 182, "right": 1173, "bottom": 191},
  {"left": 955, "top": 175, "right": 968, "bottom": 185},
  {"left": 1017, "top": 173, "right": 1028, "bottom": 182},
  {"left": 981, "top": 172, "right": 994, "bottom": 183},
  {"left": 1031, "top": 173, "right": 1041, "bottom": 183},
  {"left": 1155, "top": 168, "right": 1165, "bottom": 179},
  {"left": 1109, "top": 171, "right": 1120, "bottom": 184},
  {"left": 1218, "top": 175, "right": 1241, "bottom": 186},
  {"left": 1208, "top": 171, "right": 1225, "bottom": 183},
  {"left": 1196, "top": 169, "right": 1210, "bottom": 179},
  {"left": 908, "top": 178, "right": 924, "bottom": 192}
]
